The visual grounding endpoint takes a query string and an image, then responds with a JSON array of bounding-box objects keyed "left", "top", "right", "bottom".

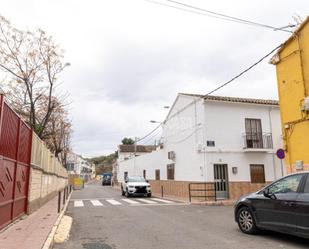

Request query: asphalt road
[{"left": 54, "top": 181, "right": 308, "bottom": 249}]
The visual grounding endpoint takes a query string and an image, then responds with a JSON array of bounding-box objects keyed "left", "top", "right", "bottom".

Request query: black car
[
  {"left": 102, "top": 173, "right": 112, "bottom": 186},
  {"left": 234, "top": 172, "right": 309, "bottom": 239}
]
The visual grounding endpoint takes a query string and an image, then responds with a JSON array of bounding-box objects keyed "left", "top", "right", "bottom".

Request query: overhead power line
[
  {"left": 136, "top": 43, "right": 282, "bottom": 142},
  {"left": 145, "top": 0, "right": 294, "bottom": 33},
  {"left": 141, "top": 128, "right": 162, "bottom": 145},
  {"left": 136, "top": 123, "right": 162, "bottom": 143},
  {"left": 165, "top": 43, "right": 283, "bottom": 122}
]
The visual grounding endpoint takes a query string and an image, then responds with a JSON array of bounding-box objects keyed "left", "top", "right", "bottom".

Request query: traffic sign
[{"left": 276, "top": 149, "right": 285, "bottom": 159}]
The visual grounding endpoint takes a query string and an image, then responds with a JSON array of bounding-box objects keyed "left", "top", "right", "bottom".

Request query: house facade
[
  {"left": 66, "top": 152, "right": 94, "bottom": 181},
  {"left": 118, "top": 94, "right": 283, "bottom": 200},
  {"left": 113, "top": 145, "right": 156, "bottom": 184},
  {"left": 270, "top": 17, "right": 309, "bottom": 173}
]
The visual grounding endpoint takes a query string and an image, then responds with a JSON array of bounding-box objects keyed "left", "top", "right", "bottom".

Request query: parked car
[
  {"left": 102, "top": 173, "right": 112, "bottom": 186},
  {"left": 234, "top": 172, "right": 309, "bottom": 239},
  {"left": 121, "top": 176, "right": 151, "bottom": 197}
]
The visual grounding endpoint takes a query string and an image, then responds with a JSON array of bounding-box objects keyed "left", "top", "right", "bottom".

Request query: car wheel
[
  {"left": 237, "top": 207, "right": 258, "bottom": 234},
  {"left": 147, "top": 193, "right": 152, "bottom": 198}
]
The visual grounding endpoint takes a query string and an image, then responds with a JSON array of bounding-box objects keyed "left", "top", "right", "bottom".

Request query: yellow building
[{"left": 271, "top": 17, "right": 309, "bottom": 173}]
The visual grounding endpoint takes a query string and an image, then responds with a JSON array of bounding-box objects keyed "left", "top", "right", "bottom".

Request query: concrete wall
[{"left": 28, "top": 134, "right": 68, "bottom": 213}]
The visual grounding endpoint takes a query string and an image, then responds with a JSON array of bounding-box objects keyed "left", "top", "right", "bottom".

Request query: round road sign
[{"left": 276, "top": 149, "right": 285, "bottom": 159}]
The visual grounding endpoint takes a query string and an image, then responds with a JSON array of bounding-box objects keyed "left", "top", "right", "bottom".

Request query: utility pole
[{"left": 134, "top": 137, "right": 137, "bottom": 175}]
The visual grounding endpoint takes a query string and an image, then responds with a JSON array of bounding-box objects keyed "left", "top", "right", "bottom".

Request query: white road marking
[
  {"left": 106, "top": 199, "right": 122, "bottom": 205},
  {"left": 90, "top": 200, "right": 104, "bottom": 206},
  {"left": 74, "top": 200, "right": 84, "bottom": 207},
  {"left": 135, "top": 198, "right": 158, "bottom": 204},
  {"left": 121, "top": 199, "right": 140, "bottom": 204},
  {"left": 151, "top": 198, "right": 175, "bottom": 204}
]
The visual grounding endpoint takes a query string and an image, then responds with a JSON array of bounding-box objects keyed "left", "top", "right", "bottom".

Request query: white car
[{"left": 121, "top": 176, "right": 152, "bottom": 197}]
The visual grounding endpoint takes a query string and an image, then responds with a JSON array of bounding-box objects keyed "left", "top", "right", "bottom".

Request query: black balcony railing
[{"left": 243, "top": 132, "right": 273, "bottom": 149}]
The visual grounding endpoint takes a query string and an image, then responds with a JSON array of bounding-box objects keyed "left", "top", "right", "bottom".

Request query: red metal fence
[{"left": 0, "top": 95, "right": 32, "bottom": 230}]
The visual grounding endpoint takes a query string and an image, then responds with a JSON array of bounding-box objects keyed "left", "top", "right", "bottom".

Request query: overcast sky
[{"left": 1, "top": 0, "right": 308, "bottom": 157}]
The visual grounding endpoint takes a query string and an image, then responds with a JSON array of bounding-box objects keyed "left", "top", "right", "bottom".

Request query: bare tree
[
  {"left": 44, "top": 97, "right": 72, "bottom": 165},
  {"left": 0, "top": 15, "right": 72, "bottom": 163},
  {"left": 0, "top": 15, "right": 70, "bottom": 138}
]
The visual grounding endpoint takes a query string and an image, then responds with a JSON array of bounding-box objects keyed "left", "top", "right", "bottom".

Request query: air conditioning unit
[
  {"left": 168, "top": 151, "right": 176, "bottom": 161},
  {"left": 304, "top": 97, "right": 309, "bottom": 111}
]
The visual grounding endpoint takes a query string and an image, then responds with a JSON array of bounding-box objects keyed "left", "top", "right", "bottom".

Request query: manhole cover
[{"left": 82, "top": 242, "right": 112, "bottom": 249}]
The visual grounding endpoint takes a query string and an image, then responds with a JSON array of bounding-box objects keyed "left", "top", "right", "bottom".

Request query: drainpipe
[
  {"left": 268, "top": 107, "right": 278, "bottom": 179},
  {"left": 202, "top": 99, "right": 207, "bottom": 183}
]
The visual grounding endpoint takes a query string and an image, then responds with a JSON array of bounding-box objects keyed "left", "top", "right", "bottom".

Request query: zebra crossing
[{"left": 72, "top": 198, "right": 184, "bottom": 208}]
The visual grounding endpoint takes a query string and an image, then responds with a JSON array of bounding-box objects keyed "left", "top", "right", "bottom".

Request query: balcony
[{"left": 243, "top": 132, "right": 273, "bottom": 152}]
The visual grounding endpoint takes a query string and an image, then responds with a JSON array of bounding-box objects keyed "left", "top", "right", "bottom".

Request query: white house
[
  {"left": 118, "top": 93, "right": 284, "bottom": 200},
  {"left": 113, "top": 145, "right": 156, "bottom": 184},
  {"left": 66, "top": 152, "right": 94, "bottom": 181}
]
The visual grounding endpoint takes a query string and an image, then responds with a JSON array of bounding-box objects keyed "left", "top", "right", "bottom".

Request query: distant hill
[{"left": 87, "top": 152, "right": 117, "bottom": 175}]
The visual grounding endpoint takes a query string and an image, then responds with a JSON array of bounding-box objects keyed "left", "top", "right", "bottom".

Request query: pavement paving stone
[{"left": 0, "top": 195, "right": 61, "bottom": 249}]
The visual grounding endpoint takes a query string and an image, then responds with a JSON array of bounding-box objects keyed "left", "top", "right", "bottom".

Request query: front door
[{"left": 214, "top": 164, "right": 229, "bottom": 199}]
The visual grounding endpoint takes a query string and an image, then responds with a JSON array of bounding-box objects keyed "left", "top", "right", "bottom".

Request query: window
[
  {"left": 143, "top": 170, "right": 146, "bottom": 179},
  {"left": 155, "top": 169, "right": 160, "bottom": 180},
  {"left": 167, "top": 164, "right": 175, "bottom": 180},
  {"left": 268, "top": 174, "right": 303, "bottom": 194},
  {"left": 168, "top": 151, "right": 176, "bottom": 160},
  {"left": 245, "top": 118, "right": 263, "bottom": 148},
  {"left": 124, "top": 171, "right": 128, "bottom": 180},
  {"left": 66, "top": 163, "right": 74, "bottom": 171},
  {"left": 250, "top": 164, "right": 265, "bottom": 183},
  {"left": 207, "top": 141, "right": 215, "bottom": 147},
  {"left": 304, "top": 175, "right": 309, "bottom": 193}
]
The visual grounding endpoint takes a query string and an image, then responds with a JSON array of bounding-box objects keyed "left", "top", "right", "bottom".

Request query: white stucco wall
[
  {"left": 117, "top": 94, "right": 283, "bottom": 184},
  {"left": 118, "top": 149, "right": 169, "bottom": 182}
]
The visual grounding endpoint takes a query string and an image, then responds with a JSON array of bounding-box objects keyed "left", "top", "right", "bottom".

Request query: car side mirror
[
  {"left": 263, "top": 189, "right": 276, "bottom": 200},
  {"left": 146, "top": 180, "right": 149, "bottom": 183},
  {"left": 125, "top": 180, "right": 128, "bottom": 183}
]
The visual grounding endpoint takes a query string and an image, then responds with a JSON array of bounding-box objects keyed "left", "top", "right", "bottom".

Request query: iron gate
[
  {"left": 214, "top": 164, "right": 229, "bottom": 199},
  {"left": 0, "top": 95, "right": 32, "bottom": 230}
]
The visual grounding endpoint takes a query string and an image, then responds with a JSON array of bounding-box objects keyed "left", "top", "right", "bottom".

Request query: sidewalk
[{"left": 0, "top": 196, "right": 60, "bottom": 249}]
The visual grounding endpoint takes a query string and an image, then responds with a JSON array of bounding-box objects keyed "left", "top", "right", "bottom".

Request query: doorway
[{"left": 214, "top": 164, "right": 229, "bottom": 199}]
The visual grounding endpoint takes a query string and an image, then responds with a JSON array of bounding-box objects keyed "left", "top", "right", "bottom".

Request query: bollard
[
  {"left": 63, "top": 188, "right": 66, "bottom": 205},
  {"left": 161, "top": 186, "right": 163, "bottom": 198},
  {"left": 58, "top": 191, "right": 61, "bottom": 213}
]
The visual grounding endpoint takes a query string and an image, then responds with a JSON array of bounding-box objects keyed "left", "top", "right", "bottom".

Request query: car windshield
[{"left": 127, "top": 176, "right": 146, "bottom": 182}]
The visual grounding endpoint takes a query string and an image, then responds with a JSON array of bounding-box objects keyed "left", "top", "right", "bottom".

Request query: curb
[
  {"left": 190, "top": 201, "right": 236, "bottom": 206},
  {"left": 42, "top": 191, "right": 73, "bottom": 249}
]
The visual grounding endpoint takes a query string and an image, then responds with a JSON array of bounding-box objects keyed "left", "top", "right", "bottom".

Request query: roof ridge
[{"left": 179, "top": 93, "right": 279, "bottom": 105}]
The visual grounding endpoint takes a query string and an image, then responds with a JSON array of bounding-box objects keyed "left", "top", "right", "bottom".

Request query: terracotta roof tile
[
  {"left": 179, "top": 93, "right": 279, "bottom": 106},
  {"left": 118, "top": 145, "right": 156, "bottom": 153}
]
